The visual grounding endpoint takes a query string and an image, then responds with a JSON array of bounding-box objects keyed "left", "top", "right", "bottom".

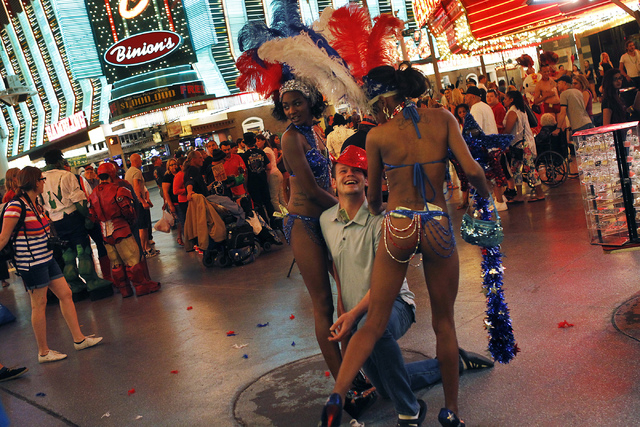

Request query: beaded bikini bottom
[
  {"left": 283, "top": 214, "right": 325, "bottom": 246},
  {"left": 383, "top": 204, "right": 455, "bottom": 262}
]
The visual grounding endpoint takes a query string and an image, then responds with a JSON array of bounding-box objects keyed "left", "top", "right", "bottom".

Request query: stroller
[{"left": 201, "top": 195, "right": 281, "bottom": 268}]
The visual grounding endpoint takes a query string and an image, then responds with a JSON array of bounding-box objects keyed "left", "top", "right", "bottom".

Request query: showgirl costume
[
  {"left": 377, "top": 99, "right": 456, "bottom": 261},
  {"left": 283, "top": 121, "right": 332, "bottom": 245}
]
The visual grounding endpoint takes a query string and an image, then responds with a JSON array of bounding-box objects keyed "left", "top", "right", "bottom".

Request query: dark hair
[
  {"left": 268, "top": 134, "right": 279, "bottom": 148},
  {"left": 367, "top": 62, "right": 429, "bottom": 100},
  {"left": 487, "top": 89, "right": 497, "bottom": 96},
  {"left": 506, "top": 90, "right": 526, "bottom": 113},
  {"left": 255, "top": 134, "right": 266, "bottom": 141},
  {"left": 272, "top": 86, "right": 327, "bottom": 122},
  {"left": 243, "top": 132, "right": 256, "bottom": 147},
  {"left": 626, "top": 39, "right": 636, "bottom": 48},
  {"left": 467, "top": 77, "right": 477, "bottom": 85},
  {"left": 454, "top": 103, "right": 469, "bottom": 124},
  {"left": 602, "top": 68, "right": 625, "bottom": 121},
  {"left": 333, "top": 113, "right": 348, "bottom": 126},
  {"left": 498, "top": 79, "right": 506, "bottom": 86},
  {"left": 16, "top": 166, "right": 42, "bottom": 195},
  {"left": 220, "top": 140, "right": 232, "bottom": 148},
  {"left": 43, "top": 149, "right": 64, "bottom": 166}
]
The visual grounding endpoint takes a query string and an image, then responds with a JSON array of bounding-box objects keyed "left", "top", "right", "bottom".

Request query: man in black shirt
[
  {"left": 240, "top": 132, "right": 274, "bottom": 223},
  {"left": 340, "top": 115, "right": 377, "bottom": 153}
]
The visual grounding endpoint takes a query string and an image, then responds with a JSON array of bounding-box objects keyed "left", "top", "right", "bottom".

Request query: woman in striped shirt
[{"left": 0, "top": 167, "right": 102, "bottom": 363}]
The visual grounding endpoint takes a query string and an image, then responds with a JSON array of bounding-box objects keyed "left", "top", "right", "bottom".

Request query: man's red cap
[{"left": 336, "top": 145, "right": 368, "bottom": 172}]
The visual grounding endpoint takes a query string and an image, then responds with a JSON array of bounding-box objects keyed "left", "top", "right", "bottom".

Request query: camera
[{"left": 47, "top": 236, "right": 69, "bottom": 250}]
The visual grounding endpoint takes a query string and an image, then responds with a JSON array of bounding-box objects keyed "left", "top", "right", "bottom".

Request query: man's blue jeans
[{"left": 358, "top": 298, "right": 441, "bottom": 416}]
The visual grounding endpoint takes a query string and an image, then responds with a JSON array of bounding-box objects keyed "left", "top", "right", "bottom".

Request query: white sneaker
[
  {"left": 74, "top": 335, "right": 103, "bottom": 351},
  {"left": 38, "top": 350, "right": 67, "bottom": 363},
  {"left": 495, "top": 201, "right": 508, "bottom": 212}
]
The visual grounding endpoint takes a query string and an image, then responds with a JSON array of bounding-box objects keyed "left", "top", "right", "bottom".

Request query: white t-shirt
[
  {"left": 41, "top": 168, "right": 87, "bottom": 221},
  {"left": 620, "top": 50, "right": 640, "bottom": 78},
  {"left": 470, "top": 101, "right": 499, "bottom": 134}
]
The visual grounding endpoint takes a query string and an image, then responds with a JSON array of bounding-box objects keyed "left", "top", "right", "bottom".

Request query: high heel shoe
[
  {"left": 438, "top": 408, "right": 465, "bottom": 426},
  {"left": 320, "top": 393, "right": 343, "bottom": 427}
]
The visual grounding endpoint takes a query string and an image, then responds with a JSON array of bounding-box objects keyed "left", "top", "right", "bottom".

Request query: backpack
[{"left": 0, "top": 197, "right": 27, "bottom": 262}]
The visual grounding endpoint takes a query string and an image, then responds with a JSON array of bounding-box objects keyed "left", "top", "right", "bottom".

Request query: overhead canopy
[
  {"left": 463, "top": 0, "right": 611, "bottom": 40},
  {"left": 413, "top": 0, "right": 638, "bottom": 56}
]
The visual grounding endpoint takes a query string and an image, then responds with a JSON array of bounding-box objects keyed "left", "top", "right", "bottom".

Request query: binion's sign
[
  {"left": 45, "top": 112, "right": 88, "bottom": 142},
  {"left": 104, "top": 31, "right": 182, "bottom": 67}
]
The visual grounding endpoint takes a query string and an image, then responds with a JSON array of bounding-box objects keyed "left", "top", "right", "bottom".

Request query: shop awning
[{"left": 462, "top": 0, "right": 611, "bottom": 40}]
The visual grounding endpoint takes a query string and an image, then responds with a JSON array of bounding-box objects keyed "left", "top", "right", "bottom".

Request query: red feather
[
  {"left": 328, "top": 5, "right": 372, "bottom": 80},
  {"left": 367, "top": 13, "right": 404, "bottom": 71},
  {"left": 328, "top": 7, "right": 403, "bottom": 81},
  {"left": 235, "top": 49, "right": 283, "bottom": 97},
  {"left": 539, "top": 51, "right": 559, "bottom": 67}
]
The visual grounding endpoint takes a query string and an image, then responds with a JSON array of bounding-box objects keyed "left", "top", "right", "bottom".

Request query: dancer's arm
[{"left": 446, "top": 112, "right": 491, "bottom": 199}]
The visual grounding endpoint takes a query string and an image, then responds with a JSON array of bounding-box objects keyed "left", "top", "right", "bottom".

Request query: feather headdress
[
  {"left": 236, "top": 0, "right": 366, "bottom": 109},
  {"left": 258, "top": 33, "right": 368, "bottom": 108},
  {"left": 515, "top": 54, "right": 534, "bottom": 69},
  {"left": 326, "top": 5, "right": 403, "bottom": 81},
  {"left": 539, "top": 51, "right": 559, "bottom": 67}
]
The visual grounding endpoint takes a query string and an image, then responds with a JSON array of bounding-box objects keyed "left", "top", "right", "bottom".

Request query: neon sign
[
  {"left": 104, "top": 31, "right": 182, "bottom": 66},
  {"left": 119, "top": 0, "right": 150, "bottom": 19},
  {"left": 45, "top": 111, "right": 88, "bottom": 142}
]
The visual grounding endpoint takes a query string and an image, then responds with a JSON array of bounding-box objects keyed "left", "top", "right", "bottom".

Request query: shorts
[
  {"left": 18, "top": 258, "right": 63, "bottom": 291},
  {"left": 136, "top": 206, "right": 151, "bottom": 230}
]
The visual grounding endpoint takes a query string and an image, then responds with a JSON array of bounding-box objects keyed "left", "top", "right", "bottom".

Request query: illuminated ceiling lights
[{"left": 428, "top": 0, "right": 638, "bottom": 59}]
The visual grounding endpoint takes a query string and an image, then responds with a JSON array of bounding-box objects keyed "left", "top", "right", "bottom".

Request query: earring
[{"left": 383, "top": 104, "right": 392, "bottom": 120}]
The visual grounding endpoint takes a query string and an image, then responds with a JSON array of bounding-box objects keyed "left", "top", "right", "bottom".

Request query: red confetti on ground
[
  {"left": 128, "top": 389, "right": 136, "bottom": 396},
  {"left": 226, "top": 331, "right": 236, "bottom": 336},
  {"left": 325, "top": 371, "right": 330, "bottom": 377},
  {"left": 187, "top": 306, "right": 193, "bottom": 310},
  {"left": 289, "top": 314, "right": 295, "bottom": 320},
  {"left": 170, "top": 370, "right": 179, "bottom": 374},
  {"left": 557, "top": 320, "right": 574, "bottom": 328}
]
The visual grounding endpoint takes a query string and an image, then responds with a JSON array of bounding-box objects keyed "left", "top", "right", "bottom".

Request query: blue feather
[
  {"left": 270, "top": 0, "right": 303, "bottom": 36},
  {"left": 238, "top": 21, "right": 285, "bottom": 52}
]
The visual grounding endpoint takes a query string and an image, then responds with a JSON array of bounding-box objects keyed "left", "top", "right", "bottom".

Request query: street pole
[
  {"left": 611, "top": 0, "right": 640, "bottom": 26},
  {"left": 427, "top": 29, "right": 442, "bottom": 94}
]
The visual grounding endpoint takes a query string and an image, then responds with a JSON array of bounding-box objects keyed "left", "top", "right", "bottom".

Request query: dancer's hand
[{"left": 329, "top": 312, "right": 356, "bottom": 342}]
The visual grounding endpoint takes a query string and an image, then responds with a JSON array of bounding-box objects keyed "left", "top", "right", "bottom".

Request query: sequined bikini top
[{"left": 288, "top": 123, "right": 332, "bottom": 191}]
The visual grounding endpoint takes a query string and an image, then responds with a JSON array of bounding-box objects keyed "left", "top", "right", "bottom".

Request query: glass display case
[{"left": 573, "top": 122, "right": 640, "bottom": 246}]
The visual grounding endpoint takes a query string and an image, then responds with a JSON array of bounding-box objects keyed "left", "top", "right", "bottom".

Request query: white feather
[
  {"left": 258, "top": 33, "right": 368, "bottom": 111},
  {"left": 312, "top": 7, "right": 335, "bottom": 43}
]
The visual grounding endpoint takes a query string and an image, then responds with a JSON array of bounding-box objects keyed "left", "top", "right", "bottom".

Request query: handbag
[
  {"left": 460, "top": 197, "right": 504, "bottom": 247},
  {"left": 525, "top": 103, "right": 538, "bottom": 128}
]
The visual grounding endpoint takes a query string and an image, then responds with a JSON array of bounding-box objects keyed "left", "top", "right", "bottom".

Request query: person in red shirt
[
  {"left": 486, "top": 89, "right": 506, "bottom": 133},
  {"left": 220, "top": 141, "right": 247, "bottom": 199}
]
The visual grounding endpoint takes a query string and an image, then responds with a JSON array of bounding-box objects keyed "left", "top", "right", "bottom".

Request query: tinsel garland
[{"left": 473, "top": 195, "right": 518, "bottom": 363}]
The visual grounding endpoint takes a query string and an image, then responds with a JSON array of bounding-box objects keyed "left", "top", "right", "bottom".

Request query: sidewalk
[{"left": 1, "top": 179, "right": 640, "bottom": 426}]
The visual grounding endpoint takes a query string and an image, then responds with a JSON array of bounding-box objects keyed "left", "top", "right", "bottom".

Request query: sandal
[
  {"left": 438, "top": 408, "right": 465, "bottom": 426},
  {"left": 2, "top": 281, "right": 9, "bottom": 288},
  {"left": 177, "top": 238, "right": 184, "bottom": 246}
]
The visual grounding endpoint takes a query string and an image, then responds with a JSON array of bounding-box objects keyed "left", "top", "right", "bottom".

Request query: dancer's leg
[
  {"left": 421, "top": 235, "right": 461, "bottom": 416},
  {"left": 289, "top": 219, "right": 341, "bottom": 378}
]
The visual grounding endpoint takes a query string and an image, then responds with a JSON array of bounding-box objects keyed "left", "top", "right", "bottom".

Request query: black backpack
[{"left": 0, "top": 197, "right": 27, "bottom": 262}]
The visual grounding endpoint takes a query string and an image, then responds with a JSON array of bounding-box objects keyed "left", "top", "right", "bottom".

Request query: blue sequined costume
[
  {"left": 382, "top": 103, "right": 455, "bottom": 260},
  {"left": 283, "top": 123, "right": 331, "bottom": 245}
]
